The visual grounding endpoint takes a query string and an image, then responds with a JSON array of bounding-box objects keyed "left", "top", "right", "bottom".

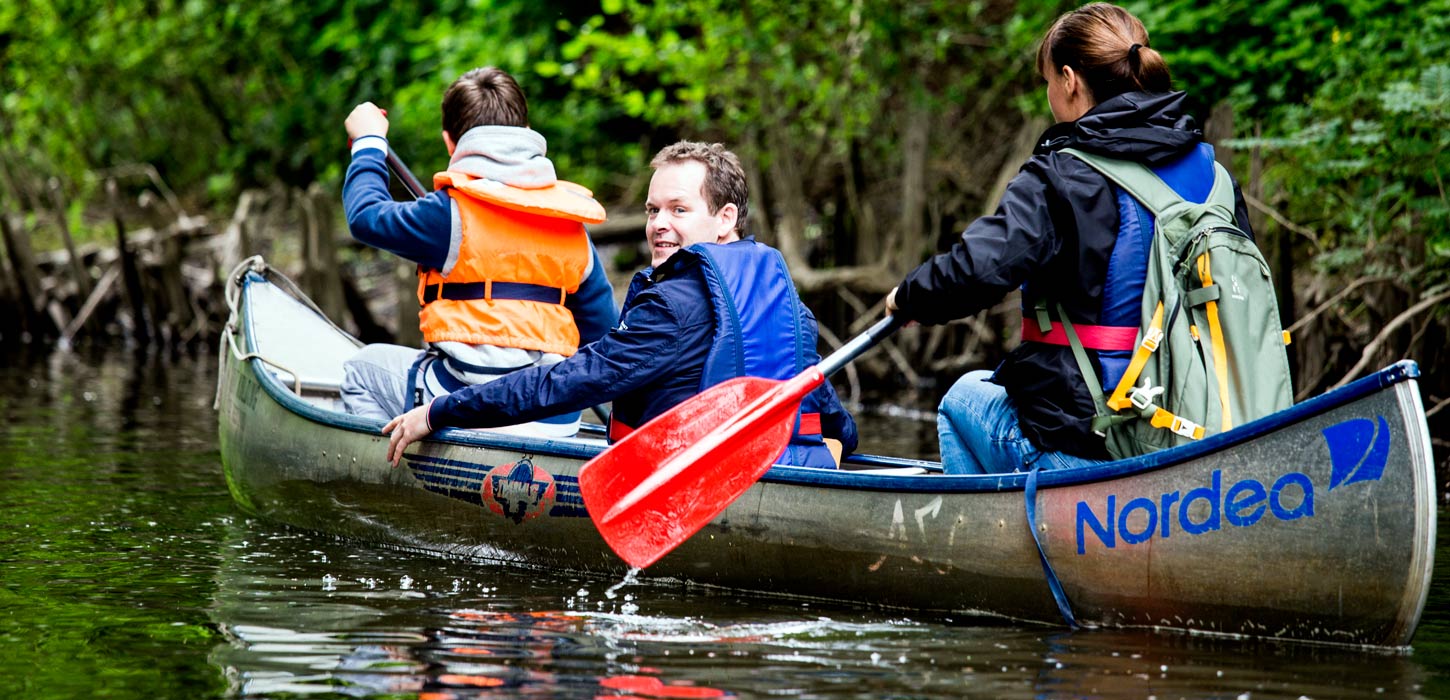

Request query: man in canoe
[
  {"left": 340, "top": 66, "right": 619, "bottom": 437},
  {"left": 382, "top": 141, "right": 857, "bottom": 468}
]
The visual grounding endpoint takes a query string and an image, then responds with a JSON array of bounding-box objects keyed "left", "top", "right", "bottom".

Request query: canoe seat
[{"left": 246, "top": 279, "right": 361, "bottom": 393}]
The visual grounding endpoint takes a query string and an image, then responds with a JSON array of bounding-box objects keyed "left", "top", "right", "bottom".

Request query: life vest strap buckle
[{"left": 424, "top": 277, "right": 445, "bottom": 307}]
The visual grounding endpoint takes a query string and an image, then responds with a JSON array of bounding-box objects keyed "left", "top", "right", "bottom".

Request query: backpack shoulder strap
[
  {"left": 1204, "top": 161, "right": 1238, "bottom": 218},
  {"left": 1059, "top": 147, "right": 1184, "bottom": 218}
]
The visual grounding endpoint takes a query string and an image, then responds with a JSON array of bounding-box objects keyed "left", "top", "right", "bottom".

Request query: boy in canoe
[
  {"left": 382, "top": 141, "right": 857, "bottom": 468},
  {"left": 340, "top": 66, "right": 619, "bottom": 436}
]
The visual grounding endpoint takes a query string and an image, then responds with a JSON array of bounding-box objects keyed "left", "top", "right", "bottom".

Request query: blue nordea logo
[
  {"left": 1074, "top": 416, "right": 1391, "bottom": 555},
  {"left": 1074, "top": 469, "right": 1314, "bottom": 555}
]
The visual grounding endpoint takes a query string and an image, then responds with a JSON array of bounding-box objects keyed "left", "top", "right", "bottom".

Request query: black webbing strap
[{"left": 421, "top": 281, "right": 567, "bottom": 305}]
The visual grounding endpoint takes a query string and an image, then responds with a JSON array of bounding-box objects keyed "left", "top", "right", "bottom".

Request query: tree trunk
[
  {"left": 761, "top": 122, "right": 811, "bottom": 273},
  {"left": 893, "top": 96, "right": 931, "bottom": 275},
  {"left": 48, "top": 178, "right": 94, "bottom": 300},
  {"left": 983, "top": 116, "right": 1048, "bottom": 218},
  {"left": 844, "top": 138, "right": 874, "bottom": 268},
  {"left": 1204, "top": 100, "right": 1235, "bottom": 165}
]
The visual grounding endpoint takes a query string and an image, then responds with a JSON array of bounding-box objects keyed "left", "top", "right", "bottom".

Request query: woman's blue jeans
[{"left": 937, "top": 370, "right": 1105, "bottom": 475}]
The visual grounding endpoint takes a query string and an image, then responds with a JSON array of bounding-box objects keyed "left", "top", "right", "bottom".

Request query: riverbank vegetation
[{"left": 2, "top": 0, "right": 1446, "bottom": 446}]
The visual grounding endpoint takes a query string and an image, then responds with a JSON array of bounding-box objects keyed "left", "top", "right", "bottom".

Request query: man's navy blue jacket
[{"left": 427, "top": 241, "right": 858, "bottom": 461}]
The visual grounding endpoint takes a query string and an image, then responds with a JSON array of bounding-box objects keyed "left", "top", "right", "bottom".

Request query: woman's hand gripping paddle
[{"left": 578, "top": 315, "right": 904, "bottom": 568}]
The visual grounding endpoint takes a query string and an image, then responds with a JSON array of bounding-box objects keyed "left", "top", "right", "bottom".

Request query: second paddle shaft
[
  {"left": 819, "top": 315, "right": 905, "bottom": 377},
  {"left": 386, "top": 150, "right": 429, "bottom": 200}
]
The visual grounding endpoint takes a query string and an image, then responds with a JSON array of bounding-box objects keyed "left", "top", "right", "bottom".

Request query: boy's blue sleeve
[
  {"left": 566, "top": 242, "right": 619, "bottom": 346},
  {"left": 342, "top": 147, "right": 453, "bottom": 270}
]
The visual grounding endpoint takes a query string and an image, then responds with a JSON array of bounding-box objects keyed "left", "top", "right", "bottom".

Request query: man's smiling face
[{"left": 644, "top": 160, "right": 737, "bottom": 268}]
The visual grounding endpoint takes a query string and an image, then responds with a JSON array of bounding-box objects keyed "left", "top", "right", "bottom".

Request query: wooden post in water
[
  {"left": 143, "top": 192, "right": 195, "bottom": 345},
  {"left": 300, "top": 183, "right": 345, "bottom": 323},
  {"left": 215, "top": 190, "right": 258, "bottom": 279},
  {"left": 108, "top": 178, "right": 151, "bottom": 345},
  {"left": 48, "top": 178, "right": 93, "bottom": 301},
  {"left": 0, "top": 212, "right": 51, "bottom": 339}
]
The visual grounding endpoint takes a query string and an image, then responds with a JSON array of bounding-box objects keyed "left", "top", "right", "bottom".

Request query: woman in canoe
[{"left": 886, "top": 2, "right": 1269, "bottom": 474}]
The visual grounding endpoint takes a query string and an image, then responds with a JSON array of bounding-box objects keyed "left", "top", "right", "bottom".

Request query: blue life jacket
[
  {"left": 612, "top": 239, "right": 836, "bottom": 468},
  {"left": 1094, "top": 143, "right": 1218, "bottom": 389}
]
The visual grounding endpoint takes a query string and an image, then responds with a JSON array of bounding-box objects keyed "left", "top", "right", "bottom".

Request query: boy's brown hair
[{"left": 441, "top": 67, "right": 529, "bottom": 141}]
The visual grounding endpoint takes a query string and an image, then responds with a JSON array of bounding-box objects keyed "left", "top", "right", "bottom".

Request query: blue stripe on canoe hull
[{"left": 405, "top": 453, "right": 589, "bottom": 519}]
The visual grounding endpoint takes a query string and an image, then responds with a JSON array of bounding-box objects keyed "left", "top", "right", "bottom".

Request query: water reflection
[
  {"left": 207, "top": 520, "right": 739, "bottom": 698},
  {"left": 5, "top": 349, "right": 1450, "bottom": 700},
  {"left": 205, "top": 511, "right": 1446, "bottom": 699},
  {"left": 1031, "top": 629, "right": 1427, "bottom": 699}
]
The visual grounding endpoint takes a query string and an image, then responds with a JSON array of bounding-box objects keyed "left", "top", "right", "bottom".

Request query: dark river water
[{"left": 3, "top": 348, "right": 1450, "bottom": 699}]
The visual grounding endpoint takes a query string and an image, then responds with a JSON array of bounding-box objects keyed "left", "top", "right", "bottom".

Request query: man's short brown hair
[
  {"left": 441, "top": 67, "right": 529, "bottom": 140},
  {"left": 649, "top": 141, "right": 749, "bottom": 235}
]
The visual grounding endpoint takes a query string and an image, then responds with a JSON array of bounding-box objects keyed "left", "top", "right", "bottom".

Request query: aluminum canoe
[{"left": 216, "top": 257, "right": 1437, "bottom": 648}]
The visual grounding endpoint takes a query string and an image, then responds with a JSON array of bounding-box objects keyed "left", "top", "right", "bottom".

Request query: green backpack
[{"left": 1048, "top": 148, "right": 1294, "bottom": 459}]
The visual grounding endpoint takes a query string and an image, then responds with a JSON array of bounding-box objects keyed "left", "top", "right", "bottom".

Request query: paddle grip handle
[{"left": 818, "top": 315, "right": 904, "bottom": 378}]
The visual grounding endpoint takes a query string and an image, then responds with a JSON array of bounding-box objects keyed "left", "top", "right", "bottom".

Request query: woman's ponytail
[{"left": 1130, "top": 41, "right": 1171, "bottom": 94}]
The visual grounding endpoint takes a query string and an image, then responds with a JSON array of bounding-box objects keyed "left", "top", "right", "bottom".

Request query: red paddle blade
[{"left": 579, "top": 370, "right": 824, "bottom": 568}]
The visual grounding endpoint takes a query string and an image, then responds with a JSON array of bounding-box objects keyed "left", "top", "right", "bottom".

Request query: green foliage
[
  {"left": 0, "top": 0, "right": 630, "bottom": 208},
  {"left": 552, "top": 0, "right": 1063, "bottom": 268},
  {"left": 1143, "top": 0, "right": 1449, "bottom": 287},
  {"left": 2, "top": 0, "right": 1444, "bottom": 299},
  {"left": 558, "top": 0, "right": 1049, "bottom": 151}
]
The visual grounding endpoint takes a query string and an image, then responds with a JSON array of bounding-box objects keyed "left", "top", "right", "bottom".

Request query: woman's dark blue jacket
[{"left": 892, "top": 91, "right": 1255, "bottom": 458}]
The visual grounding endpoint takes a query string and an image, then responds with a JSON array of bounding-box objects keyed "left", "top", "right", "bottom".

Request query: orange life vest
[{"left": 417, "top": 172, "right": 606, "bottom": 355}]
